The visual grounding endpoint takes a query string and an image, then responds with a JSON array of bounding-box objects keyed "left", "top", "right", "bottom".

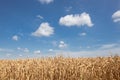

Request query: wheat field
[{"left": 0, "top": 56, "right": 120, "bottom": 80}]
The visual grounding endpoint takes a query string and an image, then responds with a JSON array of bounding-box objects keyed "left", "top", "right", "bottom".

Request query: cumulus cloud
[
  {"left": 34, "top": 50, "right": 41, "bottom": 54},
  {"left": 59, "top": 12, "right": 94, "bottom": 27},
  {"left": 59, "top": 41, "right": 67, "bottom": 49},
  {"left": 32, "top": 22, "right": 54, "bottom": 37},
  {"left": 12, "top": 35, "right": 18, "bottom": 41},
  {"left": 112, "top": 10, "right": 120, "bottom": 22},
  {"left": 79, "top": 32, "right": 87, "bottom": 36},
  {"left": 38, "top": 0, "right": 53, "bottom": 4}
]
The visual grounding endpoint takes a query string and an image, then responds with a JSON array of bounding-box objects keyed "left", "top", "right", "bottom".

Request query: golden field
[{"left": 0, "top": 56, "right": 120, "bottom": 80}]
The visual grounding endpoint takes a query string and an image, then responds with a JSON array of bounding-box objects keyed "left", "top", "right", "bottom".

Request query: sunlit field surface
[{"left": 0, "top": 56, "right": 120, "bottom": 80}]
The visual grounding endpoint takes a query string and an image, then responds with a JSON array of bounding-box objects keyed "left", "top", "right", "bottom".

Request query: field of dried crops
[{"left": 0, "top": 56, "right": 120, "bottom": 80}]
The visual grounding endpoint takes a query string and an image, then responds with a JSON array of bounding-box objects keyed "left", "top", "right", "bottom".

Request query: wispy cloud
[
  {"left": 36, "top": 15, "right": 44, "bottom": 19},
  {"left": 38, "top": 0, "right": 54, "bottom": 4},
  {"left": 0, "top": 48, "right": 14, "bottom": 52},
  {"left": 59, "top": 12, "right": 94, "bottom": 27},
  {"left": 79, "top": 32, "right": 87, "bottom": 36},
  {"left": 33, "top": 50, "right": 41, "bottom": 54},
  {"left": 32, "top": 22, "right": 54, "bottom": 37},
  {"left": 65, "top": 6, "right": 72, "bottom": 12},
  {"left": 52, "top": 47, "right": 120, "bottom": 57},
  {"left": 99, "top": 44, "right": 117, "bottom": 49},
  {"left": 17, "top": 47, "right": 29, "bottom": 53}
]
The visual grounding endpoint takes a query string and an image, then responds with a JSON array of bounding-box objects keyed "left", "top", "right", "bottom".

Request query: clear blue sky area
[{"left": 0, "top": 0, "right": 120, "bottom": 59}]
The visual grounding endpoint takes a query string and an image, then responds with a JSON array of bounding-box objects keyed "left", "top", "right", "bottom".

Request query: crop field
[{"left": 0, "top": 56, "right": 120, "bottom": 80}]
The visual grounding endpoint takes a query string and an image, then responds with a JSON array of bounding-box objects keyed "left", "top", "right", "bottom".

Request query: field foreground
[{"left": 0, "top": 56, "right": 120, "bottom": 80}]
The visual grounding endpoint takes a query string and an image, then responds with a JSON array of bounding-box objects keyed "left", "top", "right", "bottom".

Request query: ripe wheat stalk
[{"left": 0, "top": 56, "right": 120, "bottom": 80}]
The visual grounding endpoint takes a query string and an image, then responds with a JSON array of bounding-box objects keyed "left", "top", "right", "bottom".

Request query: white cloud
[
  {"left": 34, "top": 50, "right": 41, "bottom": 54},
  {"left": 38, "top": 0, "right": 53, "bottom": 4},
  {"left": 59, "top": 41, "right": 67, "bottom": 49},
  {"left": 112, "top": 10, "right": 120, "bottom": 22},
  {"left": 17, "top": 47, "right": 21, "bottom": 50},
  {"left": 60, "top": 41, "right": 64, "bottom": 44},
  {"left": 79, "top": 32, "right": 87, "bottom": 36},
  {"left": 12, "top": 35, "right": 18, "bottom": 41},
  {"left": 100, "top": 44, "right": 117, "bottom": 49},
  {"left": 49, "top": 49, "right": 53, "bottom": 52},
  {"left": 32, "top": 22, "right": 54, "bottom": 37},
  {"left": 59, "top": 12, "right": 94, "bottom": 27},
  {"left": 36, "top": 15, "right": 44, "bottom": 19}
]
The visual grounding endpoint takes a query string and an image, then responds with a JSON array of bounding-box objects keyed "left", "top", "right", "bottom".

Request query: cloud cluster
[
  {"left": 32, "top": 22, "right": 54, "bottom": 37},
  {"left": 38, "top": 0, "right": 53, "bottom": 4},
  {"left": 59, "top": 41, "right": 67, "bottom": 49},
  {"left": 112, "top": 10, "right": 120, "bottom": 22},
  {"left": 59, "top": 12, "right": 94, "bottom": 27}
]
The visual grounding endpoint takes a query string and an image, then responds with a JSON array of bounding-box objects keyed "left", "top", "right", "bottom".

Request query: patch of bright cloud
[
  {"left": 12, "top": 35, "right": 18, "bottom": 41},
  {"left": 59, "top": 12, "right": 94, "bottom": 27},
  {"left": 32, "top": 22, "right": 54, "bottom": 37},
  {"left": 59, "top": 41, "right": 67, "bottom": 49},
  {"left": 34, "top": 50, "right": 41, "bottom": 54},
  {"left": 38, "top": 0, "right": 53, "bottom": 4},
  {"left": 79, "top": 32, "right": 87, "bottom": 36},
  {"left": 112, "top": 10, "right": 120, "bottom": 22},
  {"left": 49, "top": 49, "right": 53, "bottom": 52}
]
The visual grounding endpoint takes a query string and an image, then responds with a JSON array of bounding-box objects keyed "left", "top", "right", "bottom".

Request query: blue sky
[{"left": 0, "top": 0, "right": 120, "bottom": 59}]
